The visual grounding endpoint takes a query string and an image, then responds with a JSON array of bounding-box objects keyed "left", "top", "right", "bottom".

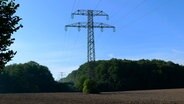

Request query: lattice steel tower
[{"left": 65, "top": 10, "right": 115, "bottom": 62}]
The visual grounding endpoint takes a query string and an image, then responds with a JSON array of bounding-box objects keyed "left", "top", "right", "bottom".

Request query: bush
[{"left": 82, "top": 79, "right": 99, "bottom": 94}]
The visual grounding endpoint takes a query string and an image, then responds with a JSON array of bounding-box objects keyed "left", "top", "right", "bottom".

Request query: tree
[
  {"left": 0, "top": 0, "right": 23, "bottom": 70},
  {"left": 83, "top": 79, "right": 99, "bottom": 94},
  {"left": 63, "top": 58, "right": 184, "bottom": 92},
  {"left": 2, "top": 61, "right": 56, "bottom": 93},
  {"left": 0, "top": 61, "right": 75, "bottom": 93}
]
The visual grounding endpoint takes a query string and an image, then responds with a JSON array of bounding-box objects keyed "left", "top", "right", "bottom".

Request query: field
[{"left": 0, "top": 89, "right": 184, "bottom": 104}]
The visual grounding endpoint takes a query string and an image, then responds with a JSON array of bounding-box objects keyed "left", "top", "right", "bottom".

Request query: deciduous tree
[{"left": 0, "top": 0, "right": 22, "bottom": 70}]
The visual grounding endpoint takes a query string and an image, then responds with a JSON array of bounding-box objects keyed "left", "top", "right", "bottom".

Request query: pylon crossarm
[
  {"left": 65, "top": 22, "right": 87, "bottom": 28},
  {"left": 65, "top": 22, "right": 115, "bottom": 32},
  {"left": 93, "top": 23, "right": 115, "bottom": 32},
  {"left": 72, "top": 10, "right": 109, "bottom": 19},
  {"left": 93, "top": 23, "right": 115, "bottom": 28},
  {"left": 65, "top": 22, "right": 115, "bottom": 28},
  {"left": 92, "top": 10, "right": 109, "bottom": 17},
  {"left": 65, "top": 22, "right": 87, "bottom": 31}
]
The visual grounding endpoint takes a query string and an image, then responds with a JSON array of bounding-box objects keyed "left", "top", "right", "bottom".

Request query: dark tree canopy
[
  {"left": 0, "top": 0, "right": 22, "bottom": 70},
  {"left": 63, "top": 59, "right": 184, "bottom": 92},
  {"left": 0, "top": 61, "right": 55, "bottom": 93},
  {"left": 0, "top": 61, "right": 73, "bottom": 93}
]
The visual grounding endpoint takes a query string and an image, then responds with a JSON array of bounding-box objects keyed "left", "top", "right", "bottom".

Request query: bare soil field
[{"left": 0, "top": 89, "right": 184, "bottom": 104}]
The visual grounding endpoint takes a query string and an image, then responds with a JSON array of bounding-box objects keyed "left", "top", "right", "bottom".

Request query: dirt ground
[{"left": 0, "top": 89, "right": 184, "bottom": 104}]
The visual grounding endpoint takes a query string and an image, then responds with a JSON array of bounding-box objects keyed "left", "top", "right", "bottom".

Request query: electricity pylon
[{"left": 65, "top": 10, "right": 115, "bottom": 62}]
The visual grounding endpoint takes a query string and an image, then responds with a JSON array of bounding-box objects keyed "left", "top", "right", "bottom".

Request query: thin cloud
[{"left": 171, "top": 49, "right": 184, "bottom": 55}]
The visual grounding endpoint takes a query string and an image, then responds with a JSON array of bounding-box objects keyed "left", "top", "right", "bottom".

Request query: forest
[
  {"left": 0, "top": 61, "right": 71, "bottom": 93},
  {"left": 1, "top": 59, "right": 184, "bottom": 93},
  {"left": 63, "top": 58, "right": 184, "bottom": 93}
]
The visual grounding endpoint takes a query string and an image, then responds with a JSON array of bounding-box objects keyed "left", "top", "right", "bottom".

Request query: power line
[
  {"left": 114, "top": 0, "right": 147, "bottom": 23},
  {"left": 112, "top": 0, "right": 165, "bottom": 31},
  {"left": 74, "top": 0, "right": 80, "bottom": 11},
  {"left": 121, "top": 7, "right": 160, "bottom": 29},
  {"left": 95, "top": 0, "right": 103, "bottom": 9},
  {"left": 71, "top": 0, "right": 77, "bottom": 13},
  {"left": 124, "top": 0, "right": 147, "bottom": 18},
  {"left": 120, "top": 0, "right": 170, "bottom": 29},
  {"left": 63, "top": 0, "right": 80, "bottom": 65}
]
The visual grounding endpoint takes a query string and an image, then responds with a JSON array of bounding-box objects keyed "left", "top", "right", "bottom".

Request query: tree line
[
  {"left": 63, "top": 59, "right": 184, "bottom": 93},
  {"left": 1, "top": 59, "right": 184, "bottom": 93},
  {"left": 0, "top": 61, "right": 72, "bottom": 93}
]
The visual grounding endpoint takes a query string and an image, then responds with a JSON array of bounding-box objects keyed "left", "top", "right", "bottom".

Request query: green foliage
[
  {"left": 64, "top": 59, "right": 184, "bottom": 92},
  {"left": 1, "top": 61, "right": 55, "bottom": 92},
  {"left": 82, "top": 79, "right": 99, "bottom": 94},
  {"left": 0, "top": 0, "right": 23, "bottom": 70},
  {"left": 0, "top": 61, "right": 73, "bottom": 93}
]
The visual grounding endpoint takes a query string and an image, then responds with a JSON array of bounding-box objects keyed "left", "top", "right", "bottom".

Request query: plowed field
[{"left": 0, "top": 89, "right": 184, "bottom": 104}]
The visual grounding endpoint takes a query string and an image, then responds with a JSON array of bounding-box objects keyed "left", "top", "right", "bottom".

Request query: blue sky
[{"left": 10, "top": 0, "right": 184, "bottom": 79}]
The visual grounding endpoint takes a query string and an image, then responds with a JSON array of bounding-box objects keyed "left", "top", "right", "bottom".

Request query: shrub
[{"left": 82, "top": 79, "right": 99, "bottom": 94}]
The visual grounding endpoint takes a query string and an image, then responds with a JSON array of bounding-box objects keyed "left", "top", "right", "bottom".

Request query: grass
[{"left": 0, "top": 89, "right": 184, "bottom": 104}]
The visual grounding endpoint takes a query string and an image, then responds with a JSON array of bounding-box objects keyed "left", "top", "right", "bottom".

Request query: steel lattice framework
[{"left": 65, "top": 10, "right": 115, "bottom": 62}]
